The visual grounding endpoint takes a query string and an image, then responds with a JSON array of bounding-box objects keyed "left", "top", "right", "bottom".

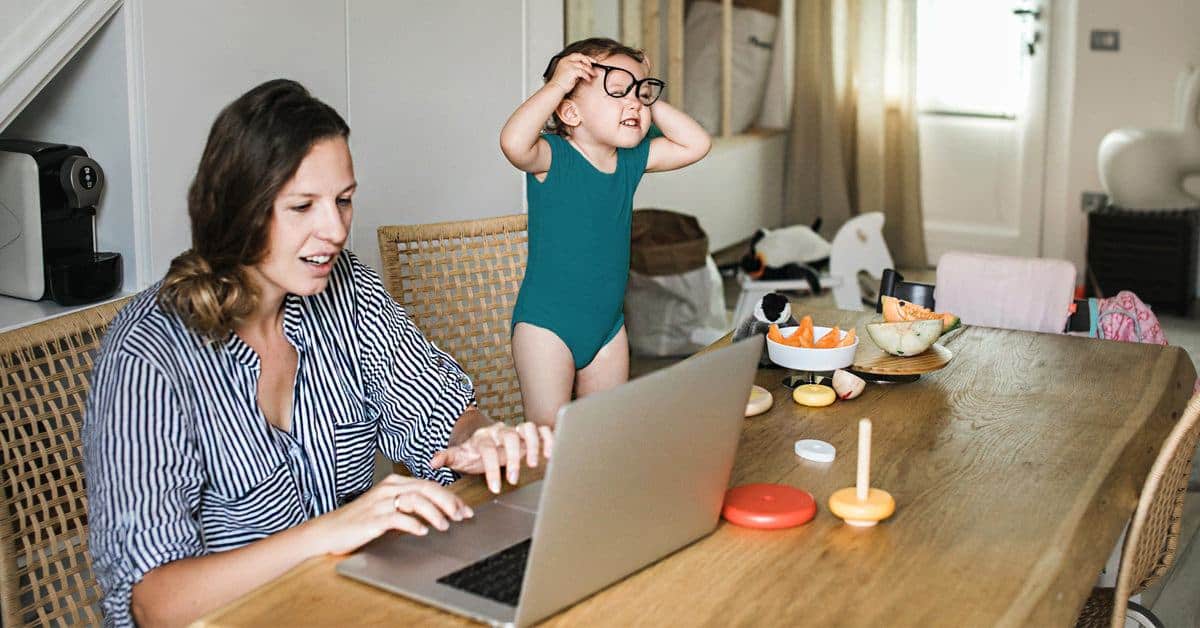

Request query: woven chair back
[
  {"left": 0, "top": 297, "right": 131, "bottom": 626},
  {"left": 378, "top": 215, "right": 528, "bottom": 425},
  {"left": 1110, "top": 392, "right": 1200, "bottom": 626}
]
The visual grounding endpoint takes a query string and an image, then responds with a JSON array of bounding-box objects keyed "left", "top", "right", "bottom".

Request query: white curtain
[{"left": 784, "top": 0, "right": 927, "bottom": 268}]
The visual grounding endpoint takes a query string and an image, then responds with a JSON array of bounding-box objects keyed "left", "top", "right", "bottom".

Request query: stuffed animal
[
  {"left": 739, "top": 220, "right": 831, "bottom": 294},
  {"left": 733, "top": 292, "right": 798, "bottom": 367}
]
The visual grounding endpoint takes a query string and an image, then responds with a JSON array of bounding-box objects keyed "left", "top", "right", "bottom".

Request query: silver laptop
[{"left": 337, "top": 337, "right": 762, "bottom": 627}]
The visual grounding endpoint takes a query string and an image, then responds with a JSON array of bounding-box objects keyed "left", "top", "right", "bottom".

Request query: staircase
[{"left": 0, "top": 0, "right": 120, "bottom": 131}]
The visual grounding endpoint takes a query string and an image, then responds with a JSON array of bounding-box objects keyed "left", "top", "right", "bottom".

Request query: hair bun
[{"left": 158, "top": 250, "right": 256, "bottom": 341}]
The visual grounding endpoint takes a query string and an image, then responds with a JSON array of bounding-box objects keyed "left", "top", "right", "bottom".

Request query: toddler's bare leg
[
  {"left": 576, "top": 326, "right": 629, "bottom": 398},
  {"left": 512, "top": 322, "right": 576, "bottom": 428}
]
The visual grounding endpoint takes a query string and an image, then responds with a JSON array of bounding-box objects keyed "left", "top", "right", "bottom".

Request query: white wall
[
  {"left": 1042, "top": 0, "right": 1200, "bottom": 274},
  {"left": 347, "top": 0, "right": 561, "bottom": 273},
  {"left": 634, "top": 133, "right": 785, "bottom": 251},
  {"left": 2, "top": 0, "right": 776, "bottom": 320},
  {"left": 2, "top": 9, "right": 136, "bottom": 290},
  {"left": 138, "top": 0, "right": 348, "bottom": 279}
]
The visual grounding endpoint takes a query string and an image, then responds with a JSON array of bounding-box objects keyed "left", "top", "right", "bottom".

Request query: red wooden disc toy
[{"left": 722, "top": 483, "right": 816, "bottom": 529}]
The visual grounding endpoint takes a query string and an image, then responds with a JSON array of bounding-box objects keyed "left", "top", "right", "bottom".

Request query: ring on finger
[{"left": 393, "top": 494, "right": 402, "bottom": 512}]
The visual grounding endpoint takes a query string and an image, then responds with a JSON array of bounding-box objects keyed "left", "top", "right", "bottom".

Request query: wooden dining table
[{"left": 195, "top": 308, "right": 1196, "bottom": 627}]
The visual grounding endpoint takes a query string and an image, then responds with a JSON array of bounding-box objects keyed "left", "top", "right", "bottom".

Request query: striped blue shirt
[{"left": 83, "top": 252, "right": 475, "bottom": 626}]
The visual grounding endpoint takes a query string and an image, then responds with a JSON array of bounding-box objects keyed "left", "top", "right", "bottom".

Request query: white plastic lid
[{"left": 794, "top": 439, "right": 836, "bottom": 463}]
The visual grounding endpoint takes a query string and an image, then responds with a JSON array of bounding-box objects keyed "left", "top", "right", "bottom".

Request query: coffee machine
[{"left": 0, "top": 139, "right": 121, "bottom": 305}]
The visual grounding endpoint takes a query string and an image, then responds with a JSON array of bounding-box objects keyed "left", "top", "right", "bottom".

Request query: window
[{"left": 916, "top": 0, "right": 1028, "bottom": 118}]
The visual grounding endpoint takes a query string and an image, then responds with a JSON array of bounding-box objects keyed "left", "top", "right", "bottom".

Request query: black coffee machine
[{"left": 0, "top": 139, "right": 121, "bottom": 305}]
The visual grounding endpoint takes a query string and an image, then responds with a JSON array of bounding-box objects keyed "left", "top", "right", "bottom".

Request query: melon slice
[
  {"left": 865, "top": 320, "right": 943, "bottom": 357},
  {"left": 881, "top": 295, "right": 961, "bottom": 334}
]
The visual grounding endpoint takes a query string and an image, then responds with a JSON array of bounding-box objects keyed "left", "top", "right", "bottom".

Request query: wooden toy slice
[{"left": 745, "top": 385, "right": 773, "bottom": 417}]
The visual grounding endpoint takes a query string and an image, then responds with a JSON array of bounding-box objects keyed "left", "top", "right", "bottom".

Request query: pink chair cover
[{"left": 934, "top": 251, "right": 1076, "bottom": 334}]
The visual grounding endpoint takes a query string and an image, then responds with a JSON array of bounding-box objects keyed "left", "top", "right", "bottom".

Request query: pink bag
[
  {"left": 1092, "top": 290, "right": 1169, "bottom": 345},
  {"left": 1091, "top": 291, "right": 1199, "bottom": 393}
]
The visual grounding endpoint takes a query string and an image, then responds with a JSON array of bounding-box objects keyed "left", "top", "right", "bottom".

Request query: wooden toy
[
  {"left": 792, "top": 384, "right": 836, "bottom": 407},
  {"left": 722, "top": 483, "right": 816, "bottom": 529},
  {"left": 828, "top": 418, "right": 895, "bottom": 527},
  {"left": 745, "top": 385, "right": 773, "bottom": 417}
]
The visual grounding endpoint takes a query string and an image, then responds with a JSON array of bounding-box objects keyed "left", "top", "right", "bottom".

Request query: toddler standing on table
[{"left": 499, "top": 37, "right": 711, "bottom": 426}]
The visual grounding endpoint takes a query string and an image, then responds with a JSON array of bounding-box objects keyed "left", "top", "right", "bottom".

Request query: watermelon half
[{"left": 865, "top": 320, "right": 942, "bottom": 357}]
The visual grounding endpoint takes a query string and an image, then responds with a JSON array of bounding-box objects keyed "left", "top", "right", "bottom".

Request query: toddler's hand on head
[{"left": 549, "top": 53, "right": 598, "bottom": 94}]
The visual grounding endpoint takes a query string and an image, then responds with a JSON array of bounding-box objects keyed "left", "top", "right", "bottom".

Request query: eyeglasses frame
[{"left": 542, "top": 55, "right": 667, "bottom": 106}]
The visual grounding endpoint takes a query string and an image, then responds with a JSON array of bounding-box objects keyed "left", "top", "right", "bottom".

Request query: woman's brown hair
[
  {"left": 542, "top": 37, "right": 646, "bottom": 136},
  {"left": 158, "top": 79, "right": 349, "bottom": 341}
]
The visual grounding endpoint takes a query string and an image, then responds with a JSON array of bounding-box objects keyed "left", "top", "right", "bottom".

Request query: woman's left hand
[{"left": 430, "top": 422, "right": 554, "bottom": 493}]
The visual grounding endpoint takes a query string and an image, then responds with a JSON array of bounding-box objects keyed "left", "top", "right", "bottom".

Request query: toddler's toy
[
  {"left": 745, "top": 385, "right": 773, "bottom": 417},
  {"left": 794, "top": 439, "right": 836, "bottom": 463},
  {"left": 1099, "top": 66, "right": 1200, "bottom": 209},
  {"left": 831, "top": 369, "right": 865, "bottom": 400},
  {"left": 722, "top": 483, "right": 817, "bottom": 529},
  {"left": 792, "top": 384, "right": 836, "bottom": 407},
  {"left": 828, "top": 418, "right": 894, "bottom": 527},
  {"left": 733, "top": 292, "right": 798, "bottom": 367},
  {"left": 739, "top": 223, "right": 830, "bottom": 293}
]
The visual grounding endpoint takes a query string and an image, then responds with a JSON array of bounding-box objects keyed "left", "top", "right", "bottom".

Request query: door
[{"left": 916, "top": 1, "right": 1048, "bottom": 262}]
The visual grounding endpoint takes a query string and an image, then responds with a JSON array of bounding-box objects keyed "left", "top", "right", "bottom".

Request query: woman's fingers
[
  {"left": 388, "top": 511, "right": 430, "bottom": 536},
  {"left": 375, "top": 476, "right": 472, "bottom": 521},
  {"left": 408, "top": 482, "right": 472, "bottom": 522},
  {"left": 539, "top": 425, "right": 555, "bottom": 458},
  {"left": 519, "top": 422, "right": 540, "bottom": 467},
  {"left": 501, "top": 428, "right": 522, "bottom": 485},
  {"left": 478, "top": 438, "right": 503, "bottom": 493},
  {"left": 394, "top": 493, "right": 451, "bottom": 532}
]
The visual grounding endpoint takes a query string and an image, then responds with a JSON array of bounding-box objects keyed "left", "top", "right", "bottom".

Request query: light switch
[{"left": 1090, "top": 30, "right": 1120, "bottom": 51}]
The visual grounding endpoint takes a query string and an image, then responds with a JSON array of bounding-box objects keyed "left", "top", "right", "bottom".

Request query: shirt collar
[
  {"left": 222, "top": 294, "right": 309, "bottom": 370},
  {"left": 281, "top": 293, "right": 308, "bottom": 350}
]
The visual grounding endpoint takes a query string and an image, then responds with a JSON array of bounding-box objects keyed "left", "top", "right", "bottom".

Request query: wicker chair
[
  {"left": 0, "top": 297, "right": 131, "bottom": 626},
  {"left": 378, "top": 214, "right": 528, "bottom": 426},
  {"left": 1075, "top": 392, "right": 1200, "bottom": 628}
]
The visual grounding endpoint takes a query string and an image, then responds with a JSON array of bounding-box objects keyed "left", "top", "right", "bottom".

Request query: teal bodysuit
[{"left": 512, "top": 133, "right": 651, "bottom": 369}]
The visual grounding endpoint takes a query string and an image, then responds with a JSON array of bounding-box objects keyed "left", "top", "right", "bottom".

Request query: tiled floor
[{"left": 627, "top": 269, "right": 1200, "bottom": 626}]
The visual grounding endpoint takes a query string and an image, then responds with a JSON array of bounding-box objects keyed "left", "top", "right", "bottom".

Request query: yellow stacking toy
[
  {"left": 828, "top": 418, "right": 895, "bottom": 527},
  {"left": 792, "top": 384, "right": 836, "bottom": 407}
]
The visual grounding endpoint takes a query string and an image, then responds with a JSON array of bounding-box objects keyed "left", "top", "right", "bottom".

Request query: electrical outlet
[
  {"left": 1082, "top": 191, "right": 1108, "bottom": 213},
  {"left": 1090, "top": 30, "right": 1119, "bottom": 51}
]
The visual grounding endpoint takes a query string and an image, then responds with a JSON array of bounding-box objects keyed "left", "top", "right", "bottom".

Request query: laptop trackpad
[{"left": 397, "top": 500, "right": 535, "bottom": 562}]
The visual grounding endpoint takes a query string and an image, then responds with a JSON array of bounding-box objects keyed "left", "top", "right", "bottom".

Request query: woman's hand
[
  {"left": 548, "top": 53, "right": 598, "bottom": 94},
  {"left": 431, "top": 422, "right": 555, "bottom": 493},
  {"left": 310, "top": 474, "right": 473, "bottom": 556}
]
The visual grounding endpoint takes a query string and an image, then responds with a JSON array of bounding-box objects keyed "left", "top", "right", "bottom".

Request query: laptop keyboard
[{"left": 436, "top": 538, "right": 532, "bottom": 607}]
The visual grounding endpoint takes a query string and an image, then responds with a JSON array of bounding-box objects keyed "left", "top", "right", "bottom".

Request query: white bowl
[{"left": 766, "top": 325, "right": 858, "bottom": 372}]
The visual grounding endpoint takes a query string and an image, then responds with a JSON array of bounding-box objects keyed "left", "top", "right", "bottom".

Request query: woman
[{"left": 83, "top": 79, "right": 552, "bottom": 627}]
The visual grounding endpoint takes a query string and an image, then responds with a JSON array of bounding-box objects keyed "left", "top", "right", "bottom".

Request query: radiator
[{"left": 1086, "top": 206, "right": 1200, "bottom": 316}]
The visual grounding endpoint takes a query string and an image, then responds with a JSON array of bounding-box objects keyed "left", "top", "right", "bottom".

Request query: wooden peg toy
[{"left": 828, "top": 418, "right": 895, "bottom": 527}]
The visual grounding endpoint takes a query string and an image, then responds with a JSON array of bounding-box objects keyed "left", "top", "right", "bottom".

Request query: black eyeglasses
[
  {"left": 592, "top": 63, "right": 666, "bottom": 106},
  {"left": 543, "top": 55, "right": 666, "bottom": 106}
]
